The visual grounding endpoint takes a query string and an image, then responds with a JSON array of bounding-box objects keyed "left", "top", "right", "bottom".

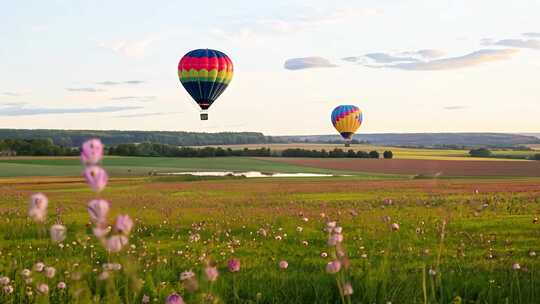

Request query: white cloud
[
  {"left": 493, "top": 39, "right": 540, "bottom": 50},
  {"left": 0, "top": 105, "right": 142, "bottom": 116},
  {"left": 66, "top": 88, "right": 104, "bottom": 92},
  {"left": 98, "top": 37, "right": 155, "bottom": 57},
  {"left": 370, "top": 49, "right": 518, "bottom": 71},
  {"left": 96, "top": 80, "right": 145, "bottom": 86},
  {"left": 2, "top": 92, "right": 24, "bottom": 97},
  {"left": 480, "top": 38, "right": 495, "bottom": 46},
  {"left": 258, "top": 8, "right": 381, "bottom": 33},
  {"left": 365, "top": 53, "right": 419, "bottom": 63},
  {"left": 284, "top": 57, "right": 337, "bottom": 70},
  {"left": 115, "top": 111, "right": 182, "bottom": 118},
  {"left": 443, "top": 105, "right": 468, "bottom": 110},
  {"left": 342, "top": 56, "right": 360, "bottom": 62},
  {"left": 212, "top": 7, "right": 381, "bottom": 42},
  {"left": 0, "top": 102, "right": 27, "bottom": 107},
  {"left": 401, "top": 49, "right": 446, "bottom": 59},
  {"left": 523, "top": 32, "right": 540, "bottom": 38},
  {"left": 343, "top": 49, "right": 446, "bottom": 64},
  {"left": 110, "top": 96, "right": 156, "bottom": 102}
]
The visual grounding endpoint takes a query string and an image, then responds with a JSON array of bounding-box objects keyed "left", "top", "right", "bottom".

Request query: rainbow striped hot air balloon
[
  {"left": 331, "top": 105, "right": 363, "bottom": 145},
  {"left": 178, "top": 49, "right": 233, "bottom": 120}
]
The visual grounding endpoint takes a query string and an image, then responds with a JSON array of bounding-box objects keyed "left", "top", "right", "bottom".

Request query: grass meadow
[
  {"left": 0, "top": 168, "right": 539, "bottom": 303},
  {"left": 0, "top": 157, "right": 400, "bottom": 178}
]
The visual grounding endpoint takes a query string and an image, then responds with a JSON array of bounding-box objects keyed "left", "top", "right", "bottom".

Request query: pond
[{"left": 157, "top": 171, "right": 340, "bottom": 178}]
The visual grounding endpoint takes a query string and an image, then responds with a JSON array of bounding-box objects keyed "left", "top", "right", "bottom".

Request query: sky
[{"left": 1, "top": 0, "right": 539, "bottom": 135}]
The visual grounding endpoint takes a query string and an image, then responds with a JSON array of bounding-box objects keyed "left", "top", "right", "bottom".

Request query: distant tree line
[
  {"left": 278, "top": 133, "right": 540, "bottom": 147},
  {"left": 109, "top": 143, "right": 394, "bottom": 159},
  {"left": 469, "top": 148, "right": 540, "bottom": 161},
  {"left": 109, "top": 143, "right": 272, "bottom": 157},
  {"left": 1, "top": 129, "right": 539, "bottom": 148},
  {"left": 4, "top": 138, "right": 538, "bottom": 160},
  {"left": 385, "top": 144, "right": 535, "bottom": 151},
  {"left": 322, "top": 139, "right": 371, "bottom": 145},
  {"left": 0, "top": 139, "right": 78, "bottom": 156},
  {"left": 0, "top": 138, "right": 398, "bottom": 158},
  {"left": 469, "top": 148, "right": 492, "bottom": 157},
  {"left": 0, "top": 129, "right": 277, "bottom": 147},
  {"left": 281, "top": 148, "right": 393, "bottom": 159}
]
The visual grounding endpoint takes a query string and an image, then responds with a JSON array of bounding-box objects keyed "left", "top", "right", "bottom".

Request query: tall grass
[{"left": 0, "top": 177, "right": 538, "bottom": 303}]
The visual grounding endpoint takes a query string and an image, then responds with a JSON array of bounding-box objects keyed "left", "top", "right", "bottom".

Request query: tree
[
  {"left": 369, "top": 151, "right": 380, "bottom": 159},
  {"left": 383, "top": 151, "right": 393, "bottom": 159},
  {"left": 469, "top": 148, "right": 492, "bottom": 157},
  {"left": 0, "top": 139, "right": 77, "bottom": 156},
  {"left": 329, "top": 148, "right": 345, "bottom": 158},
  {"left": 534, "top": 154, "right": 540, "bottom": 161},
  {"left": 356, "top": 151, "right": 369, "bottom": 158}
]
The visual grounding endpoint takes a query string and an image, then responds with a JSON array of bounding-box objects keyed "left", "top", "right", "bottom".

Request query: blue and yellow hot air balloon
[
  {"left": 178, "top": 49, "right": 233, "bottom": 120},
  {"left": 331, "top": 105, "right": 363, "bottom": 145}
]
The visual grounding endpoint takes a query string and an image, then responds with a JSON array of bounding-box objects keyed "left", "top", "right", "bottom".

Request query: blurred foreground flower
[
  {"left": 343, "top": 283, "right": 353, "bottom": 295},
  {"left": 44, "top": 267, "right": 56, "bottom": 278},
  {"left": 98, "top": 271, "right": 110, "bottom": 280},
  {"left": 181, "top": 271, "right": 199, "bottom": 293},
  {"left": 80, "top": 138, "right": 104, "bottom": 165},
  {"left": 205, "top": 266, "right": 219, "bottom": 282},
  {"left": 166, "top": 293, "right": 185, "bottom": 304},
  {"left": 0, "top": 277, "right": 10, "bottom": 285},
  {"left": 142, "top": 295, "right": 150, "bottom": 303},
  {"left": 87, "top": 199, "right": 110, "bottom": 224},
  {"left": 115, "top": 215, "right": 134, "bottom": 235},
  {"left": 228, "top": 258, "right": 240, "bottom": 272},
  {"left": 326, "top": 260, "right": 341, "bottom": 274},
  {"left": 2, "top": 285, "right": 13, "bottom": 294},
  {"left": 50, "top": 224, "right": 67, "bottom": 243},
  {"left": 34, "top": 262, "right": 45, "bottom": 272},
  {"left": 83, "top": 166, "right": 108, "bottom": 192},
  {"left": 327, "top": 221, "right": 337, "bottom": 230},
  {"left": 180, "top": 271, "right": 195, "bottom": 281},
  {"left": 106, "top": 235, "right": 128, "bottom": 253},
  {"left": 37, "top": 283, "right": 49, "bottom": 294},
  {"left": 28, "top": 193, "right": 48, "bottom": 223},
  {"left": 93, "top": 226, "right": 111, "bottom": 238},
  {"left": 328, "top": 233, "right": 343, "bottom": 246}
]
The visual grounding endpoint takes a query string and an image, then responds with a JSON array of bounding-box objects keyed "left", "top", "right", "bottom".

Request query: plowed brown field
[{"left": 263, "top": 158, "right": 540, "bottom": 177}]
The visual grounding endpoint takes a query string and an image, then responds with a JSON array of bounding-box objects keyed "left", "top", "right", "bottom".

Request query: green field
[
  {"left": 1, "top": 154, "right": 540, "bottom": 303},
  {"left": 0, "top": 156, "right": 401, "bottom": 179},
  {"left": 1, "top": 174, "right": 539, "bottom": 303}
]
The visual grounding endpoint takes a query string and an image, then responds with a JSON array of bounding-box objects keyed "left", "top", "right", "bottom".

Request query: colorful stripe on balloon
[
  {"left": 331, "top": 105, "right": 363, "bottom": 140},
  {"left": 178, "top": 49, "right": 233, "bottom": 84},
  {"left": 178, "top": 49, "right": 234, "bottom": 110}
]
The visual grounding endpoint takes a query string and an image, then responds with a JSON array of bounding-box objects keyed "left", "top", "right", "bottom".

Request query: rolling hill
[{"left": 0, "top": 129, "right": 538, "bottom": 148}]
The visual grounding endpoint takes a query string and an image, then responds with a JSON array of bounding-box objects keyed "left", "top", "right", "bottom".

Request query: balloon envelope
[
  {"left": 331, "top": 105, "right": 363, "bottom": 140},
  {"left": 178, "top": 49, "right": 233, "bottom": 111}
]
